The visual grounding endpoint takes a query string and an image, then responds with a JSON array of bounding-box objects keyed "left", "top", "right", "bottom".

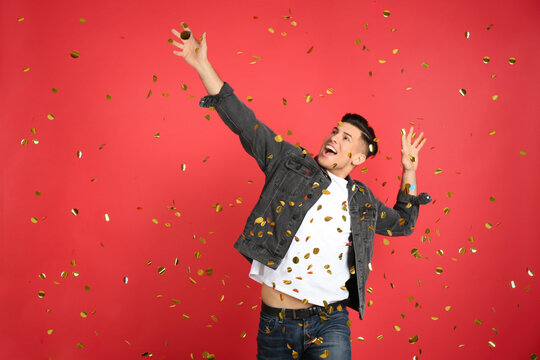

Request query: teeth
[{"left": 325, "top": 145, "right": 337, "bottom": 154}]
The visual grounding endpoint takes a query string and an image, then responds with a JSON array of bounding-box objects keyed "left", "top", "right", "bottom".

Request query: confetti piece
[
  {"left": 519, "top": 151, "right": 526, "bottom": 156},
  {"left": 70, "top": 51, "right": 80, "bottom": 58},
  {"left": 527, "top": 268, "right": 534, "bottom": 276},
  {"left": 123, "top": 276, "right": 128, "bottom": 284},
  {"left": 383, "top": 10, "right": 391, "bottom": 17},
  {"left": 77, "top": 343, "right": 84, "bottom": 349},
  {"left": 459, "top": 89, "right": 467, "bottom": 96},
  {"left": 483, "top": 56, "right": 490, "bottom": 64},
  {"left": 80, "top": 311, "right": 88, "bottom": 318},
  {"left": 434, "top": 168, "right": 442, "bottom": 175},
  {"left": 435, "top": 267, "right": 443, "bottom": 274},
  {"left": 320, "top": 350, "right": 330, "bottom": 358},
  {"left": 409, "top": 334, "right": 419, "bottom": 344},
  {"left": 394, "top": 325, "right": 401, "bottom": 331},
  {"left": 307, "top": 46, "right": 314, "bottom": 54},
  {"left": 488, "top": 340, "right": 496, "bottom": 348},
  {"left": 31, "top": 217, "right": 38, "bottom": 223},
  {"left": 508, "top": 57, "right": 516, "bottom": 64},
  {"left": 492, "top": 94, "right": 499, "bottom": 100},
  {"left": 510, "top": 280, "right": 516, "bottom": 288},
  {"left": 488, "top": 130, "right": 496, "bottom": 135},
  {"left": 72, "top": 208, "right": 79, "bottom": 216},
  {"left": 485, "top": 222, "right": 492, "bottom": 229},
  {"left": 422, "top": 62, "right": 429, "bottom": 68},
  {"left": 77, "top": 151, "right": 82, "bottom": 159},
  {"left": 306, "top": 94, "right": 313, "bottom": 103},
  {"left": 275, "top": 134, "right": 284, "bottom": 142},
  {"left": 38, "top": 290, "right": 45, "bottom": 298}
]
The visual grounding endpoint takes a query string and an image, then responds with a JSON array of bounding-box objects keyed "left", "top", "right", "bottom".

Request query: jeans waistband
[{"left": 261, "top": 299, "right": 348, "bottom": 320}]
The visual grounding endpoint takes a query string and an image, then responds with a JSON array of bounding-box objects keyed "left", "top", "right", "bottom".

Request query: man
[{"left": 171, "top": 24, "right": 432, "bottom": 359}]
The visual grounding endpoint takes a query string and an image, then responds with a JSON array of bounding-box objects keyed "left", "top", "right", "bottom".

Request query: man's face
[{"left": 316, "top": 122, "right": 367, "bottom": 178}]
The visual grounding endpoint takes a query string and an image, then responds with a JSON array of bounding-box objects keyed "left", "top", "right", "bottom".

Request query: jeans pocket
[{"left": 258, "top": 312, "right": 279, "bottom": 335}]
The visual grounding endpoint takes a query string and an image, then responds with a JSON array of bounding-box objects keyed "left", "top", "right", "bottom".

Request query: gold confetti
[
  {"left": 527, "top": 268, "right": 534, "bottom": 277},
  {"left": 489, "top": 130, "right": 496, "bottom": 135},
  {"left": 275, "top": 134, "right": 284, "bottom": 142},
  {"left": 383, "top": 10, "right": 391, "bottom": 17},
  {"left": 77, "top": 343, "right": 84, "bottom": 349},
  {"left": 123, "top": 276, "right": 128, "bottom": 284},
  {"left": 488, "top": 340, "right": 496, "bottom": 348},
  {"left": 324, "top": 216, "right": 332, "bottom": 222},
  {"left": 306, "top": 94, "right": 313, "bottom": 103},
  {"left": 180, "top": 31, "right": 191, "bottom": 40},
  {"left": 158, "top": 266, "right": 166, "bottom": 275},
  {"left": 394, "top": 325, "right": 401, "bottom": 331},
  {"left": 508, "top": 57, "right": 516, "bottom": 65},
  {"left": 510, "top": 280, "right": 516, "bottom": 288},
  {"left": 72, "top": 208, "right": 79, "bottom": 216},
  {"left": 392, "top": 49, "right": 399, "bottom": 54},
  {"left": 215, "top": 204, "right": 222, "bottom": 212},
  {"left": 47, "top": 329, "right": 54, "bottom": 335},
  {"left": 434, "top": 168, "right": 442, "bottom": 175},
  {"left": 459, "top": 89, "right": 467, "bottom": 96},
  {"left": 80, "top": 311, "right": 88, "bottom": 318},
  {"left": 408, "top": 334, "right": 419, "bottom": 344},
  {"left": 519, "top": 151, "right": 526, "bottom": 156},
  {"left": 485, "top": 222, "right": 492, "bottom": 229},
  {"left": 435, "top": 267, "right": 443, "bottom": 274},
  {"left": 465, "top": 31, "right": 470, "bottom": 38},
  {"left": 422, "top": 62, "right": 429, "bottom": 68},
  {"left": 70, "top": 50, "right": 81, "bottom": 58},
  {"left": 492, "top": 94, "right": 499, "bottom": 100},
  {"left": 38, "top": 290, "right": 45, "bottom": 298},
  {"left": 483, "top": 56, "right": 490, "bottom": 64},
  {"left": 77, "top": 151, "right": 82, "bottom": 159},
  {"left": 104, "top": 213, "right": 110, "bottom": 221},
  {"left": 443, "top": 207, "right": 450, "bottom": 215},
  {"left": 30, "top": 217, "right": 38, "bottom": 223},
  {"left": 320, "top": 350, "right": 330, "bottom": 358}
]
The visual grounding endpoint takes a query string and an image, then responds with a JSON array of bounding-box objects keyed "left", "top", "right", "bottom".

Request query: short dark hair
[{"left": 341, "top": 113, "right": 378, "bottom": 159}]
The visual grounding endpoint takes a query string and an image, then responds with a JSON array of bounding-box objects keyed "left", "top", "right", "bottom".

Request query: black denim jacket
[{"left": 199, "top": 82, "right": 432, "bottom": 319}]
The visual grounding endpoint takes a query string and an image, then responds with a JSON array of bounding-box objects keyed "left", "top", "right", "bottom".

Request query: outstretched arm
[{"left": 171, "top": 24, "right": 223, "bottom": 95}]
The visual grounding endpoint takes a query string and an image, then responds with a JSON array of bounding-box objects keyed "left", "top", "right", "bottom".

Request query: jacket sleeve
[
  {"left": 199, "top": 82, "right": 295, "bottom": 175},
  {"left": 374, "top": 190, "right": 432, "bottom": 236}
]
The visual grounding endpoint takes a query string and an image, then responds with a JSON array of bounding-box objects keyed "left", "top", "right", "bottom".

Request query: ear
[{"left": 352, "top": 153, "right": 366, "bottom": 166}]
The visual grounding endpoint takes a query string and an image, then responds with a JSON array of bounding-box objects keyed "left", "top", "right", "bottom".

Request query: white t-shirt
[{"left": 249, "top": 171, "right": 352, "bottom": 306}]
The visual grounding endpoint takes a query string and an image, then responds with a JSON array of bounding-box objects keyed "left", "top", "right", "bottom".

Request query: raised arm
[
  {"left": 374, "top": 127, "right": 431, "bottom": 236},
  {"left": 171, "top": 24, "right": 223, "bottom": 95},
  {"left": 169, "top": 24, "right": 296, "bottom": 174},
  {"left": 400, "top": 127, "right": 426, "bottom": 196}
]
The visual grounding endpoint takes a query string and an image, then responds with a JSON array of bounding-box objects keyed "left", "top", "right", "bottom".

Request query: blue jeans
[{"left": 256, "top": 303, "right": 352, "bottom": 359}]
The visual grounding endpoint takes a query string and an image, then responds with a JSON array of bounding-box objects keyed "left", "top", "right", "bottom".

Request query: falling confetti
[
  {"left": 383, "top": 10, "right": 391, "bottom": 17},
  {"left": 70, "top": 50, "right": 80, "bottom": 58},
  {"left": 459, "top": 89, "right": 467, "bottom": 96}
]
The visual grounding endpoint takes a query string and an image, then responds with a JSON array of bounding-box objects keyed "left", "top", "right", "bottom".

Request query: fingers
[
  {"left": 417, "top": 137, "right": 427, "bottom": 151},
  {"left": 171, "top": 28, "right": 181, "bottom": 38},
  {"left": 171, "top": 39, "right": 184, "bottom": 50},
  {"left": 413, "top": 131, "right": 424, "bottom": 147}
]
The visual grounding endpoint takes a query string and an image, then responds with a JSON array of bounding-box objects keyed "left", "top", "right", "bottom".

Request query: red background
[{"left": 1, "top": 0, "right": 539, "bottom": 359}]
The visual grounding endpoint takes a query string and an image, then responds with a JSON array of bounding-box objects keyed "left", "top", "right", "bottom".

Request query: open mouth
[{"left": 323, "top": 144, "right": 338, "bottom": 156}]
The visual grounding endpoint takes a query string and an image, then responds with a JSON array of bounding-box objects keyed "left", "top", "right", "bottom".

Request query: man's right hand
[{"left": 171, "top": 23, "right": 208, "bottom": 72}]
